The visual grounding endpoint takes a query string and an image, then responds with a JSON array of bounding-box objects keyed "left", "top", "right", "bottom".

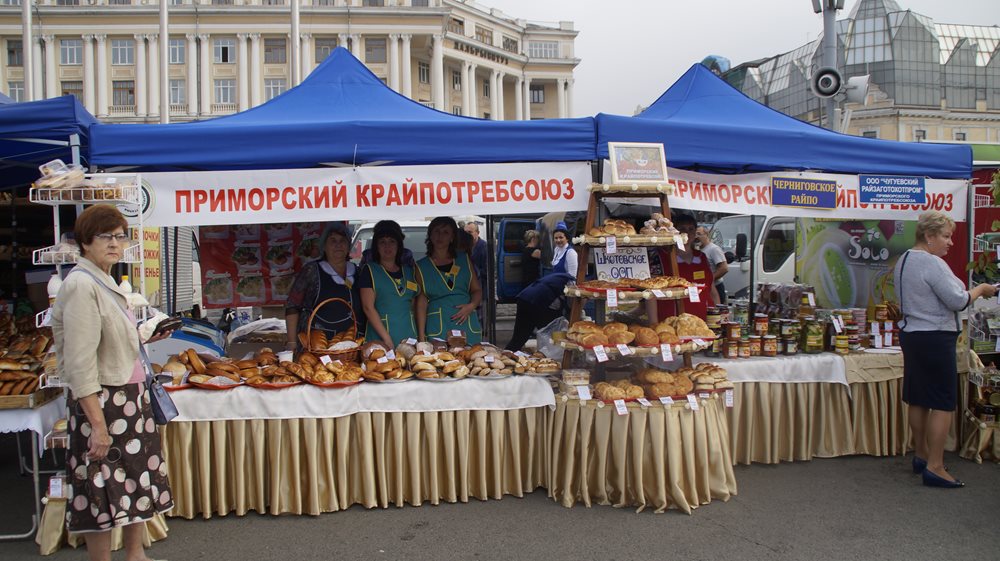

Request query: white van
[{"left": 709, "top": 215, "right": 796, "bottom": 299}]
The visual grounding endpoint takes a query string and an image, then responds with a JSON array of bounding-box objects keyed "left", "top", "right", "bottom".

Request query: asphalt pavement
[{"left": 2, "top": 430, "right": 999, "bottom": 561}]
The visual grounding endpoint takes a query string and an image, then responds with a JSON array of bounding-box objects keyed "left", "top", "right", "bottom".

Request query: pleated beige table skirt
[
  {"left": 162, "top": 408, "right": 549, "bottom": 519},
  {"left": 727, "top": 378, "right": 911, "bottom": 465},
  {"left": 35, "top": 499, "right": 169, "bottom": 556},
  {"left": 548, "top": 396, "right": 737, "bottom": 514}
]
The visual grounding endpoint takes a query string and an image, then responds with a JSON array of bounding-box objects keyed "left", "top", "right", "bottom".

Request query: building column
[
  {"left": 95, "top": 34, "right": 108, "bottom": 117},
  {"left": 300, "top": 33, "right": 312, "bottom": 80},
  {"left": 135, "top": 35, "right": 147, "bottom": 116},
  {"left": 32, "top": 37, "right": 43, "bottom": 100},
  {"left": 237, "top": 33, "right": 249, "bottom": 111},
  {"left": 400, "top": 33, "right": 412, "bottom": 98},
  {"left": 185, "top": 34, "right": 198, "bottom": 116},
  {"left": 467, "top": 62, "right": 477, "bottom": 117},
  {"left": 497, "top": 72, "right": 505, "bottom": 120},
  {"left": 514, "top": 76, "right": 522, "bottom": 121},
  {"left": 460, "top": 60, "right": 470, "bottom": 116},
  {"left": 249, "top": 33, "right": 262, "bottom": 106},
  {"left": 387, "top": 33, "right": 399, "bottom": 91},
  {"left": 489, "top": 70, "right": 498, "bottom": 119},
  {"left": 430, "top": 33, "right": 444, "bottom": 111},
  {"left": 83, "top": 35, "right": 96, "bottom": 113},
  {"left": 522, "top": 76, "right": 531, "bottom": 120},
  {"left": 198, "top": 34, "right": 211, "bottom": 116},
  {"left": 556, "top": 78, "right": 565, "bottom": 118},
  {"left": 42, "top": 35, "right": 56, "bottom": 99},
  {"left": 566, "top": 78, "right": 574, "bottom": 118},
  {"left": 350, "top": 34, "right": 361, "bottom": 59},
  {"left": 148, "top": 33, "right": 160, "bottom": 119}
]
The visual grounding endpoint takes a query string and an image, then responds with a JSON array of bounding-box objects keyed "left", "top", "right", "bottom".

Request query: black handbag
[{"left": 70, "top": 267, "right": 178, "bottom": 425}]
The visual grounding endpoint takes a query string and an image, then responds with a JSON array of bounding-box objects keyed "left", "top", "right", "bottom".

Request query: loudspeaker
[
  {"left": 810, "top": 67, "right": 842, "bottom": 98},
  {"left": 844, "top": 75, "right": 870, "bottom": 105}
]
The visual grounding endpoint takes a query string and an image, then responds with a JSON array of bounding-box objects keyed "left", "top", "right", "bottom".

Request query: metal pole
[
  {"left": 291, "top": 0, "right": 301, "bottom": 85},
  {"left": 171, "top": 227, "right": 179, "bottom": 314},
  {"left": 160, "top": 0, "right": 170, "bottom": 123},
  {"left": 749, "top": 214, "right": 757, "bottom": 313},
  {"left": 485, "top": 215, "right": 496, "bottom": 344},
  {"left": 21, "top": 0, "right": 33, "bottom": 100},
  {"left": 822, "top": 2, "right": 837, "bottom": 130},
  {"left": 162, "top": 227, "right": 172, "bottom": 315}
]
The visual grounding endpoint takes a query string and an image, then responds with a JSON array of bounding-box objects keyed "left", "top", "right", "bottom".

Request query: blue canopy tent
[
  {"left": 596, "top": 63, "right": 971, "bottom": 179},
  {"left": 0, "top": 91, "right": 15, "bottom": 104},
  {"left": 90, "top": 47, "right": 597, "bottom": 170},
  {"left": 0, "top": 95, "right": 97, "bottom": 188}
]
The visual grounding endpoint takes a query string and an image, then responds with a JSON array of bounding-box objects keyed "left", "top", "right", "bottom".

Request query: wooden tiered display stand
[{"left": 562, "top": 182, "right": 693, "bottom": 368}]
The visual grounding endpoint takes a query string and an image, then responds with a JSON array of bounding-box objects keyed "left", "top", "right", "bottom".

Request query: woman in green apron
[
  {"left": 359, "top": 220, "right": 419, "bottom": 347},
  {"left": 416, "top": 216, "right": 482, "bottom": 345}
]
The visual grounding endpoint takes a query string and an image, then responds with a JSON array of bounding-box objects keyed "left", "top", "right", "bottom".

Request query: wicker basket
[{"left": 305, "top": 297, "right": 361, "bottom": 363}]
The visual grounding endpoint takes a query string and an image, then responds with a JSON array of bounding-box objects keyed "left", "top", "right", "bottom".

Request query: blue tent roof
[
  {"left": 0, "top": 95, "right": 97, "bottom": 188},
  {"left": 90, "top": 47, "right": 596, "bottom": 170},
  {"left": 596, "top": 64, "right": 972, "bottom": 179},
  {"left": 0, "top": 91, "right": 15, "bottom": 104}
]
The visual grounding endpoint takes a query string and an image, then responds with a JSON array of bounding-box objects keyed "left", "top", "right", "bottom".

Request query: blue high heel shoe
[
  {"left": 912, "top": 456, "right": 927, "bottom": 474},
  {"left": 922, "top": 469, "right": 964, "bottom": 488}
]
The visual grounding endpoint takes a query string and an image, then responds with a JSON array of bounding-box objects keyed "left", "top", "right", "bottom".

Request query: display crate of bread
[
  {"left": 572, "top": 215, "right": 686, "bottom": 247},
  {"left": 0, "top": 312, "right": 58, "bottom": 409},
  {"left": 588, "top": 182, "right": 674, "bottom": 195},
  {"left": 561, "top": 314, "right": 715, "bottom": 357},
  {"left": 565, "top": 276, "right": 692, "bottom": 302},
  {"left": 589, "top": 363, "right": 732, "bottom": 402}
]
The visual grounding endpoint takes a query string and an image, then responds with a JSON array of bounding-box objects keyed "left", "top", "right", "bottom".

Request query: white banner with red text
[
  {"left": 663, "top": 168, "right": 967, "bottom": 222},
  {"left": 139, "top": 162, "right": 593, "bottom": 227}
]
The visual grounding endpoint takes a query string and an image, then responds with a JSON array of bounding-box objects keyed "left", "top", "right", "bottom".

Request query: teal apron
[
  {"left": 363, "top": 263, "right": 419, "bottom": 345},
  {"left": 416, "top": 252, "right": 482, "bottom": 345}
]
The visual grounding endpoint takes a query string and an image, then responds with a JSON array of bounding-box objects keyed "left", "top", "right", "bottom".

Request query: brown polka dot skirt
[{"left": 66, "top": 384, "right": 173, "bottom": 532}]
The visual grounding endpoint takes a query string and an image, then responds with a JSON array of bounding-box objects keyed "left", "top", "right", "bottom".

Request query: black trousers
[{"left": 505, "top": 301, "right": 563, "bottom": 352}]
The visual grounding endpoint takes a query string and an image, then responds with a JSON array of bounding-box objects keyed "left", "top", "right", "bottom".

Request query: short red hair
[{"left": 75, "top": 204, "right": 128, "bottom": 257}]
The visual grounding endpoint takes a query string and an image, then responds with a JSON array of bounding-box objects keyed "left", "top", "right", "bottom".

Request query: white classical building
[{"left": 0, "top": 0, "right": 579, "bottom": 122}]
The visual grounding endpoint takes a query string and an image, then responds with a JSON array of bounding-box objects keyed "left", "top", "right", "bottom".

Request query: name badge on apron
[
  {"left": 406, "top": 281, "right": 418, "bottom": 292},
  {"left": 693, "top": 270, "right": 706, "bottom": 280}
]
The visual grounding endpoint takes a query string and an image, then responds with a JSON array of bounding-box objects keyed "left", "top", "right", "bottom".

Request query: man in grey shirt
[{"left": 696, "top": 226, "right": 728, "bottom": 304}]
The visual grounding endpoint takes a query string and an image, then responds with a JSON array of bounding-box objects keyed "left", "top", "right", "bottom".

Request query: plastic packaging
[
  {"left": 46, "top": 273, "right": 62, "bottom": 306},
  {"left": 119, "top": 275, "right": 133, "bottom": 293}
]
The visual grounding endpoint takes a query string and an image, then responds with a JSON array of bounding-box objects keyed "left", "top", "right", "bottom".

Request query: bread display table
[
  {"left": 162, "top": 377, "right": 555, "bottom": 518},
  {"left": 548, "top": 395, "right": 736, "bottom": 513}
]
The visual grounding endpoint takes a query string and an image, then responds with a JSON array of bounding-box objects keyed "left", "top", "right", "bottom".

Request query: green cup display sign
[{"left": 795, "top": 218, "right": 914, "bottom": 309}]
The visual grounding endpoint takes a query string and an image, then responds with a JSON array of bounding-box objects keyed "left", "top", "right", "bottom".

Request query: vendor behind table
[
  {"left": 416, "top": 216, "right": 482, "bottom": 345},
  {"left": 358, "top": 220, "right": 419, "bottom": 348},
  {"left": 284, "top": 222, "right": 361, "bottom": 352},
  {"left": 696, "top": 226, "right": 728, "bottom": 304}
]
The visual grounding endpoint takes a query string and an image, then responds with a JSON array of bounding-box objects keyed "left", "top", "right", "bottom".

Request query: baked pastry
[
  {"left": 579, "top": 332, "right": 609, "bottom": 348},
  {"left": 632, "top": 327, "right": 659, "bottom": 347},
  {"left": 606, "top": 331, "right": 635, "bottom": 346},
  {"left": 602, "top": 322, "right": 629, "bottom": 335}
]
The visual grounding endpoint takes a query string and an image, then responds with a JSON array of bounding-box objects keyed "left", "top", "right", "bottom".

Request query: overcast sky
[{"left": 484, "top": 0, "right": 999, "bottom": 117}]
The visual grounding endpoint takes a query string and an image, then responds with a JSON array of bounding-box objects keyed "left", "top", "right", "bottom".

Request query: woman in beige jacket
[{"left": 51, "top": 205, "right": 173, "bottom": 561}]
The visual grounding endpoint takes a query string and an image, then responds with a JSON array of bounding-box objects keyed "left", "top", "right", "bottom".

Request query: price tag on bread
[
  {"left": 405, "top": 338, "right": 417, "bottom": 345},
  {"left": 687, "top": 286, "right": 700, "bottom": 303},
  {"left": 616, "top": 343, "right": 633, "bottom": 356},
  {"left": 884, "top": 332, "right": 892, "bottom": 347},
  {"left": 659, "top": 396, "right": 674, "bottom": 406},
  {"left": 686, "top": 394, "right": 700, "bottom": 411},
  {"left": 484, "top": 354, "right": 495, "bottom": 363},
  {"left": 651, "top": 289, "right": 666, "bottom": 298},
  {"left": 674, "top": 235, "right": 685, "bottom": 251},
  {"left": 606, "top": 235, "right": 617, "bottom": 254},
  {"left": 577, "top": 385, "right": 592, "bottom": 401},
  {"left": 637, "top": 398, "right": 651, "bottom": 408},
  {"left": 606, "top": 288, "right": 618, "bottom": 308},
  {"left": 319, "top": 355, "right": 332, "bottom": 365},
  {"left": 593, "top": 345, "right": 609, "bottom": 363},
  {"left": 660, "top": 343, "right": 673, "bottom": 362},
  {"left": 613, "top": 399, "right": 628, "bottom": 416},
  {"left": 884, "top": 321, "right": 893, "bottom": 333},
  {"left": 725, "top": 389, "right": 734, "bottom": 408}
]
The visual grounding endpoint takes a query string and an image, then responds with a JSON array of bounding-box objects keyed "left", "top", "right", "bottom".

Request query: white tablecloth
[
  {"left": 693, "top": 353, "right": 849, "bottom": 387},
  {"left": 171, "top": 376, "right": 556, "bottom": 422},
  {"left": 0, "top": 398, "right": 67, "bottom": 456}
]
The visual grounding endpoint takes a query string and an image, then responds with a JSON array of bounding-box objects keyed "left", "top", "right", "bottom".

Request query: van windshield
[
  {"left": 710, "top": 215, "right": 765, "bottom": 255},
  {"left": 351, "top": 227, "right": 429, "bottom": 263}
]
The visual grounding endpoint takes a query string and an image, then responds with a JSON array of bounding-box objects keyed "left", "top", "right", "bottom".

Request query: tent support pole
[
  {"left": 967, "top": 179, "right": 974, "bottom": 287},
  {"left": 172, "top": 227, "right": 179, "bottom": 315},
  {"left": 485, "top": 215, "right": 496, "bottom": 344},
  {"left": 69, "top": 133, "right": 81, "bottom": 167},
  {"left": 162, "top": 228, "right": 172, "bottom": 316},
  {"left": 749, "top": 214, "right": 757, "bottom": 314}
]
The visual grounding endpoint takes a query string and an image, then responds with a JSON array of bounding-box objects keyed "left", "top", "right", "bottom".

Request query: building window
[
  {"left": 453, "top": 105, "right": 462, "bottom": 115},
  {"left": 528, "top": 41, "right": 558, "bottom": 59},
  {"left": 111, "top": 39, "right": 135, "bottom": 65},
  {"left": 483, "top": 112, "right": 490, "bottom": 120},
  {"left": 7, "top": 40, "right": 23, "bottom": 67},
  {"left": 861, "top": 130, "right": 878, "bottom": 139},
  {"left": 261, "top": 0, "right": 285, "bottom": 5},
  {"left": 914, "top": 129, "right": 926, "bottom": 141},
  {"left": 418, "top": 62, "right": 430, "bottom": 84},
  {"left": 60, "top": 39, "right": 82, "bottom": 66},
  {"left": 448, "top": 17, "right": 464, "bottom": 35},
  {"left": 412, "top": 0, "right": 429, "bottom": 6},
  {"left": 954, "top": 132, "right": 967, "bottom": 141},
  {"left": 214, "top": 39, "right": 236, "bottom": 64},
  {"left": 365, "top": 38, "right": 386, "bottom": 64},
  {"left": 55, "top": 0, "right": 79, "bottom": 4},
  {"left": 502, "top": 36, "right": 518, "bottom": 54},
  {"left": 474, "top": 26, "right": 492, "bottom": 45},
  {"left": 362, "top": 0, "right": 384, "bottom": 5},
  {"left": 315, "top": 37, "right": 337, "bottom": 62},
  {"left": 214, "top": 79, "right": 235, "bottom": 104},
  {"left": 108, "top": 0, "right": 131, "bottom": 5},
  {"left": 169, "top": 38, "right": 185, "bottom": 64},
  {"left": 530, "top": 84, "right": 544, "bottom": 104},
  {"left": 169, "top": 79, "right": 185, "bottom": 104},
  {"left": 264, "top": 38, "right": 286, "bottom": 64},
  {"left": 7, "top": 81, "right": 23, "bottom": 102},
  {"left": 312, "top": 0, "right": 335, "bottom": 5},
  {"left": 112, "top": 80, "right": 135, "bottom": 106},
  {"left": 452, "top": 70, "right": 462, "bottom": 91},
  {"left": 482, "top": 79, "right": 490, "bottom": 99},
  {"left": 60, "top": 81, "right": 83, "bottom": 101},
  {"left": 265, "top": 78, "right": 287, "bottom": 101},
  {"left": 211, "top": 0, "right": 234, "bottom": 4}
]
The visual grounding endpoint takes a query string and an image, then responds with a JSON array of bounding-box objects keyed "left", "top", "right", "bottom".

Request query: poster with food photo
[{"left": 198, "top": 222, "right": 325, "bottom": 307}]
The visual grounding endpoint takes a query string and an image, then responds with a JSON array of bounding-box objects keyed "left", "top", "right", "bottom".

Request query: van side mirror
[
  {"left": 724, "top": 251, "right": 736, "bottom": 264},
  {"left": 735, "top": 233, "right": 748, "bottom": 260}
]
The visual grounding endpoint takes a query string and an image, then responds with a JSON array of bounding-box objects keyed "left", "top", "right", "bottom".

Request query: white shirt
[{"left": 552, "top": 245, "right": 578, "bottom": 275}]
